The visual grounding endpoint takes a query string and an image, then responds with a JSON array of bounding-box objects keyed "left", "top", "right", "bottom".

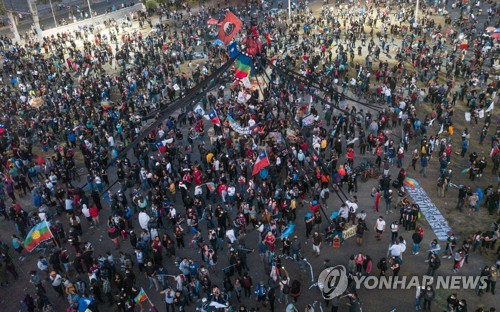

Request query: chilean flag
[
  {"left": 155, "top": 140, "right": 168, "bottom": 154},
  {"left": 252, "top": 150, "right": 270, "bottom": 176},
  {"left": 208, "top": 110, "right": 221, "bottom": 127},
  {"left": 0, "top": 124, "right": 5, "bottom": 135}
]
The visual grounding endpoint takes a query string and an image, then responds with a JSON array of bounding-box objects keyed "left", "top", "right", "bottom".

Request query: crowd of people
[{"left": 0, "top": 0, "right": 499, "bottom": 311}]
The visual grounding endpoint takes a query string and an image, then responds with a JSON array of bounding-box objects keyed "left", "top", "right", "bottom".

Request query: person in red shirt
[
  {"left": 89, "top": 206, "right": 99, "bottom": 225},
  {"left": 193, "top": 167, "right": 203, "bottom": 185},
  {"left": 347, "top": 147, "right": 355, "bottom": 167}
]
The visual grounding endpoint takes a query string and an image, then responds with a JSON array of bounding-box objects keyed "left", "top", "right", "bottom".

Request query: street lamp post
[
  {"left": 87, "top": 0, "right": 94, "bottom": 23},
  {"left": 6, "top": 11, "right": 21, "bottom": 42},
  {"left": 414, "top": 0, "right": 419, "bottom": 28},
  {"left": 27, "top": 0, "right": 43, "bottom": 42},
  {"left": 288, "top": 0, "right": 291, "bottom": 20},
  {"left": 49, "top": 0, "right": 58, "bottom": 28}
]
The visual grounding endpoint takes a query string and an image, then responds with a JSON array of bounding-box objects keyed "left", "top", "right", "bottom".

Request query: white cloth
[{"left": 138, "top": 211, "right": 151, "bottom": 230}]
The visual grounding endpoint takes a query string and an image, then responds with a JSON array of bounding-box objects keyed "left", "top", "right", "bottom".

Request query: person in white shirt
[
  {"left": 374, "top": 216, "right": 386, "bottom": 241},
  {"left": 138, "top": 210, "right": 151, "bottom": 230},
  {"left": 339, "top": 204, "right": 349, "bottom": 219},
  {"left": 227, "top": 185, "right": 236, "bottom": 206},
  {"left": 390, "top": 221, "right": 399, "bottom": 242},
  {"left": 107, "top": 134, "right": 115, "bottom": 147},
  {"left": 49, "top": 271, "right": 64, "bottom": 297},
  {"left": 346, "top": 198, "right": 358, "bottom": 224},
  {"left": 398, "top": 236, "right": 407, "bottom": 260},
  {"left": 65, "top": 197, "right": 74, "bottom": 213},
  {"left": 81, "top": 204, "right": 93, "bottom": 226},
  {"left": 388, "top": 240, "right": 402, "bottom": 259}
]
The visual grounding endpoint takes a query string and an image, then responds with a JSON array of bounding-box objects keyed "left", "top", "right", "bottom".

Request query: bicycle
[{"left": 356, "top": 161, "right": 380, "bottom": 182}]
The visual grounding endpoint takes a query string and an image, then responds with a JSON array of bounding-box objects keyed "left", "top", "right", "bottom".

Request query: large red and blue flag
[
  {"left": 252, "top": 150, "right": 270, "bottom": 176},
  {"left": 208, "top": 110, "right": 221, "bottom": 126}
]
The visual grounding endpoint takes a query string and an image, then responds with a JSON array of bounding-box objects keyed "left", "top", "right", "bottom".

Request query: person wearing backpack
[{"left": 279, "top": 268, "right": 290, "bottom": 304}]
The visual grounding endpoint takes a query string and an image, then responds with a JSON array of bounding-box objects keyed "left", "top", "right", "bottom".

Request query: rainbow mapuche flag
[
  {"left": 134, "top": 288, "right": 148, "bottom": 303},
  {"left": 24, "top": 221, "right": 53, "bottom": 252}
]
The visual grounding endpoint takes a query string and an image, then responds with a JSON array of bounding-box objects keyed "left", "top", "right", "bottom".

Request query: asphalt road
[{"left": 1, "top": 0, "right": 131, "bottom": 36}]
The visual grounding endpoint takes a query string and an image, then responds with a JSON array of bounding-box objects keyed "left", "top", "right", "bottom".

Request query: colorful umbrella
[
  {"left": 491, "top": 32, "right": 500, "bottom": 39},
  {"left": 403, "top": 177, "right": 420, "bottom": 189},
  {"left": 100, "top": 100, "right": 113, "bottom": 109},
  {"left": 485, "top": 26, "right": 496, "bottom": 32}
]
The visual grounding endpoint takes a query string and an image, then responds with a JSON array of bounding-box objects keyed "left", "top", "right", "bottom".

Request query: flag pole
[
  {"left": 45, "top": 220, "right": 60, "bottom": 248},
  {"left": 146, "top": 293, "right": 153, "bottom": 307}
]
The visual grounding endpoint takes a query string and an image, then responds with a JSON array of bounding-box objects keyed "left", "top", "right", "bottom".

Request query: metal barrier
[{"left": 40, "top": 3, "right": 144, "bottom": 37}]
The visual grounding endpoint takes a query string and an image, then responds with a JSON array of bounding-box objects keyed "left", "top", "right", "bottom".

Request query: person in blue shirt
[
  {"left": 68, "top": 132, "right": 76, "bottom": 148},
  {"left": 11, "top": 234, "right": 25, "bottom": 261},
  {"left": 460, "top": 140, "right": 469, "bottom": 158},
  {"left": 255, "top": 281, "right": 267, "bottom": 304}
]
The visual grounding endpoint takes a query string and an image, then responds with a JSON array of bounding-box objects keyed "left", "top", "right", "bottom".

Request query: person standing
[
  {"left": 420, "top": 155, "right": 429, "bottom": 177},
  {"left": 90, "top": 205, "right": 100, "bottom": 226},
  {"left": 422, "top": 285, "right": 435, "bottom": 310},
  {"left": 255, "top": 281, "right": 267, "bottom": 306},
  {"left": 241, "top": 273, "right": 253, "bottom": 298},
  {"left": 312, "top": 232, "right": 322, "bottom": 256},
  {"left": 415, "top": 286, "right": 424, "bottom": 311},
  {"left": 374, "top": 216, "right": 386, "bottom": 241},
  {"left": 426, "top": 254, "right": 441, "bottom": 277},
  {"left": 49, "top": 271, "right": 64, "bottom": 297},
  {"left": 291, "top": 235, "right": 301, "bottom": 260},
  {"left": 289, "top": 279, "right": 301, "bottom": 303},
  {"left": 390, "top": 221, "right": 399, "bottom": 242},
  {"left": 412, "top": 229, "right": 423, "bottom": 255},
  {"left": 486, "top": 264, "right": 497, "bottom": 295},
  {"left": 160, "top": 287, "right": 175, "bottom": 312},
  {"left": 11, "top": 234, "right": 25, "bottom": 261}
]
